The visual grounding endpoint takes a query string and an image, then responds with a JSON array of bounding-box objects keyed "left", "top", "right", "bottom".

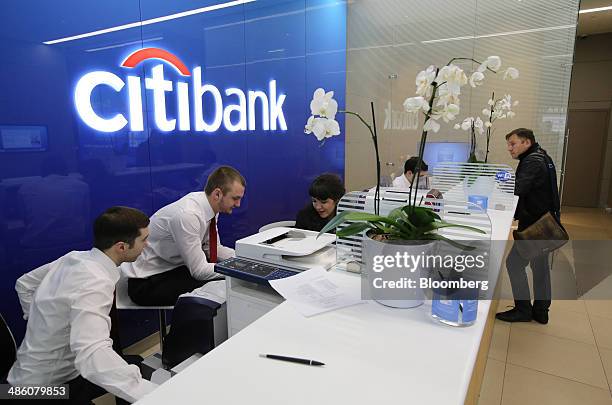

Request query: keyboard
[{"left": 214, "top": 257, "right": 298, "bottom": 285}]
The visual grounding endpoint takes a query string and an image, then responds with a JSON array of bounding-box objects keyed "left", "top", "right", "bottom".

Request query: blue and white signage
[{"left": 74, "top": 47, "right": 287, "bottom": 133}]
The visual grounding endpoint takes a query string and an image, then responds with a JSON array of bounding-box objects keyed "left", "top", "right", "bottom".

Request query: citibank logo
[{"left": 74, "top": 47, "right": 287, "bottom": 133}]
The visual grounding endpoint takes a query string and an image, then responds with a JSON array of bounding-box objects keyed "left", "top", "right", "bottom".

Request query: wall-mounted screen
[
  {"left": 0, "top": 125, "right": 48, "bottom": 152},
  {"left": 419, "top": 141, "right": 470, "bottom": 171}
]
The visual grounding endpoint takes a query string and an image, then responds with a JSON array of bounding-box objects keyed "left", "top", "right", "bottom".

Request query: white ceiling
[{"left": 578, "top": 0, "right": 612, "bottom": 35}]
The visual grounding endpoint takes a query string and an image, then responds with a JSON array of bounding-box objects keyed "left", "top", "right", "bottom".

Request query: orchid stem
[
  {"left": 410, "top": 69, "right": 439, "bottom": 214},
  {"left": 446, "top": 57, "right": 497, "bottom": 74},
  {"left": 485, "top": 91, "right": 495, "bottom": 163},
  {"left": 340, "top": 109, "right": 381, "bottom": 215}
]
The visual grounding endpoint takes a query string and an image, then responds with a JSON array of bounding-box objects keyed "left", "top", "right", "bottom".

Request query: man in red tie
[{"left": 123, "top": 166, "right": 245, "bottom": 306}]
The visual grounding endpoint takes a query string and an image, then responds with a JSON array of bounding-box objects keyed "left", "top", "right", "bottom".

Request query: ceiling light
[
  {"left": 579, "top": 5, "right": 612, "bottom": 14},
  {"left": 44, "top": 0, "right": 255, "bottom": 45}
]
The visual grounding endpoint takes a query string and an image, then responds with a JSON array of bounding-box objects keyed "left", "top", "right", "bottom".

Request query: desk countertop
[{"left": 136, "top": 206, "right": 516, "bottom": 405}]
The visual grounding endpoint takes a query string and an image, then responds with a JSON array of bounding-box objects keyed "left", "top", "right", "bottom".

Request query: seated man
[
  {"left": 295, "top": 173, "right": 345, "bottom": 232},
  {"left": 392, "top": 157, "right": 429, "bottom": 189},
  {"left": 8, "top": 206, "right": 157, "bottom": 404},
  {"left": 124, "top": 166, "right": 245, "bottom": 306}
]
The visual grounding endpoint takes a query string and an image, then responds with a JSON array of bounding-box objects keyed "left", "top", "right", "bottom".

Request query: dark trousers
[
  {"left": 506, "top": 243, "right": 551, "bottom": 313},
  {"left": 128, "top": 266, "right": 221, "bottom": 306}
]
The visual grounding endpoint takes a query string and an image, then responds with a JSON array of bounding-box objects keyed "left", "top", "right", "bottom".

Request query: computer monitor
[{"left": 418, "top": 141, "right": 470, "bottom": 171}]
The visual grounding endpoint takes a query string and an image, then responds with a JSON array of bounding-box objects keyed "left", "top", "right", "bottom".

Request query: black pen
[{"left": 260, "top": 354, "right": 325, "bottom": 366}]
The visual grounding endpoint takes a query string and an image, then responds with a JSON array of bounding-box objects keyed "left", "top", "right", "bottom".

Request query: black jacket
[
  {"left": 295, "top": 204, "right": 334, "bottom": 233},
  {"left": 514, "top": 143, "right": 557, "bottom": 231}
]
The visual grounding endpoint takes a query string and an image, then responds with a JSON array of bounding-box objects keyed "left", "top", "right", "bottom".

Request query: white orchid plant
[
  {"left": 305, "top": 88, "right": 383, "bottom": 214},
  {"left": 304, "top": 56, "right": 513, "bottom": 242},
  {"left": 454, "top": 63, "right": 519, "bottom": 163},
  {"left": 401, "top": 56, "right": 513, "bottom": 210}
]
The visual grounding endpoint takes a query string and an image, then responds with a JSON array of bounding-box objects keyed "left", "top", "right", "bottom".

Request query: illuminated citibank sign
[{"left": 74, "top": 48, "right": 287, "bottom": 133}]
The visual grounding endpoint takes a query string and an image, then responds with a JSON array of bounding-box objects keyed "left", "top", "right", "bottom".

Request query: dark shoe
[
  {"left": 496, "top": 307, "right": 532, "bottom": 323},
  {"left": 532, "top": 309, "right": 549, "bottom": 324}
]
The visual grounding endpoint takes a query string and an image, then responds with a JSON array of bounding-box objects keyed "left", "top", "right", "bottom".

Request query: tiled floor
[{"left": 478, "top": 207, "right": 612, "bottom": 405}]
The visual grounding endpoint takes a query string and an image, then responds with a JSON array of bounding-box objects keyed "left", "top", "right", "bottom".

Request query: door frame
[{"left": 561, "top": 108, "right": 610, "bottom": 207}]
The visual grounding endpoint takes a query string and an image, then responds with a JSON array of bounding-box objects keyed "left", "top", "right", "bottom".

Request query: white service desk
[{"left": 136, "top": 206, "right": 516, "bottom": 405}]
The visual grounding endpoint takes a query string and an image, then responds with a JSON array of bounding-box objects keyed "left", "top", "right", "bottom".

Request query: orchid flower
[
  {"left": 469, "top": 71, "right": 484, "bottom": 87},
  {"left": 305, "top": 88, "right": 341, "bottom": 142},
  {"left": 304, "top": 87, "right": 383, "bottom": 214},
  {"left": 309, "top": 88, "right": 338, "bottom": 119},
  {"left": 503, "top": 67, "right": 519, "bottom": 80},
  {"left": 415, "top": 65, "right": 437, "bottom": 97}
]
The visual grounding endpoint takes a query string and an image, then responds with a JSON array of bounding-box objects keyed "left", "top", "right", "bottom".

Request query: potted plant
[{"left": 306, "top": 56, "right": 507, "bottom": 308}]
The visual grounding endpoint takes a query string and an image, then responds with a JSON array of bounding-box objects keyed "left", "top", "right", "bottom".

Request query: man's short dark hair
[
  {"left": 204, "top": 166, "right": 246, "bottom": 195},
  {"left": 93, "top": 206, "right": 150, "bottom": 251},
  {"left": 309, "top": 173, "right": 345, "bottom": 201},
  {"left": 506, "top": 128, "right": 536, "bottom": 144},
  {"left": 404, "top": 157, "right": 428, "bottom": 174}
]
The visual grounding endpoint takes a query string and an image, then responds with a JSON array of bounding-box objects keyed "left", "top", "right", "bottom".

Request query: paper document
[{"left": 269, "top": 267, "right": 363, "bottom": 317}]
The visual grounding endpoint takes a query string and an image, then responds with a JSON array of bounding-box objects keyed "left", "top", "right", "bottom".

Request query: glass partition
[{"left": 345, "top": 0, "right": 579, "bottom": 190}]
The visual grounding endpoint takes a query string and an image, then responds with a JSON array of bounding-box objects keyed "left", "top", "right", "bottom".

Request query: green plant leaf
[
  {"left": 317, "top": 210, "right": 352, "bottom": 236},
  {"left": 424, "top": 208, "right": 441, "bottom": 220},
  {"left": 408, "top": 208, "right": 435, "bottom": 228},
  {"left": 388, "top": 207, "right": 408, "bottom": 222},
  {"left": 418, "top": 221, "right": 486, "bottom": 235},
  {"left": 336, "top": 222, "right": 373, "bottom": 237}
]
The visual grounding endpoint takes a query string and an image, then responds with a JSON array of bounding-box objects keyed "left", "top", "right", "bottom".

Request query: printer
[
  {"left": 214, "top": 227, "right": 337, "bottom": 284},
  {"left": 236, "top": 227, "right": 337, "bottom": 270}
]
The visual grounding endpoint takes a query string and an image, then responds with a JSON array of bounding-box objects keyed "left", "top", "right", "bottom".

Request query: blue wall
[{"left": 0, "top": 0, "right": 346, "bottom": 345}]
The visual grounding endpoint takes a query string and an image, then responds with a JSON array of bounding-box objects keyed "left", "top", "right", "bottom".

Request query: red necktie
[{"left": 209, "top": 217, "right": 217, "bottom": 263}]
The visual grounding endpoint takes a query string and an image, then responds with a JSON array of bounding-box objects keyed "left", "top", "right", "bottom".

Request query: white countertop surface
[{"left": 136, "top": 204, "right": 516, "bottom": 405}]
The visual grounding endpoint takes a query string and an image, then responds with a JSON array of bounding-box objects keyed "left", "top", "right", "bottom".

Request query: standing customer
[{"left": 496, "top": 128, "right": 559, "bottom": 324}]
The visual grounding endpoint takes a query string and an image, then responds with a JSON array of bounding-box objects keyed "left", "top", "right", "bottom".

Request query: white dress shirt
[
  {"left": 392, "top": 174, "right": 412, "bottom": 189},
  {"left": 121, "top": 192, "right": 234, "bottom": 281},
  {"left": 391, "top": 174, "right": 429, "bottom": 190},
  {"left": 8, "top": 249, "right": 158, "bottom": 403}
]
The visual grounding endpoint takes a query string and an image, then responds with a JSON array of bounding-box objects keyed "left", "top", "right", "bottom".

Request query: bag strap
[{"left": 538, "top": 150, "right": 561, "bottom": 221}]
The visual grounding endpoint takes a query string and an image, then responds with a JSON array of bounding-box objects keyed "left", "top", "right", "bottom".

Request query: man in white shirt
[
  {"left": 391, "top": 157, "right": 429, "bottom": 189},
  {"left": 123, "top": 166, "right": 245, "bottom": 306},
  {"left": 8, "top": 206, "right": 158, "bottom": 404}
]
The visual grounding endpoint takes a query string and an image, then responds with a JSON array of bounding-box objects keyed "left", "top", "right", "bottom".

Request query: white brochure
[{"left": 269, "top": 266, "right": 363, "bottom": 317}]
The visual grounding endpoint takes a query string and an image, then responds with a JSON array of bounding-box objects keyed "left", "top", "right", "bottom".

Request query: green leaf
[
  {"left": 409, "top": 208, "right": 435, "bottom": 228},
  {"left": 388, "top": 207, "right": 408, "bottom": 222},
  {"left": 424, "top": 208, "right": 441, "bottom": 220},
  {"left": 417, "top": 221, "right": 486, "bottom": 235},
  {"left": 318, "top": 210, "right": 352, "bottom": 236},
  {"left": 336, "top": 222, "right": 373, "bottom": 237}
]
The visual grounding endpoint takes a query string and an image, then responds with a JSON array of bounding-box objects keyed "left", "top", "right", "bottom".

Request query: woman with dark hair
[{"left": 295, "top": 173, "right": 345, "bottom": 232}]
